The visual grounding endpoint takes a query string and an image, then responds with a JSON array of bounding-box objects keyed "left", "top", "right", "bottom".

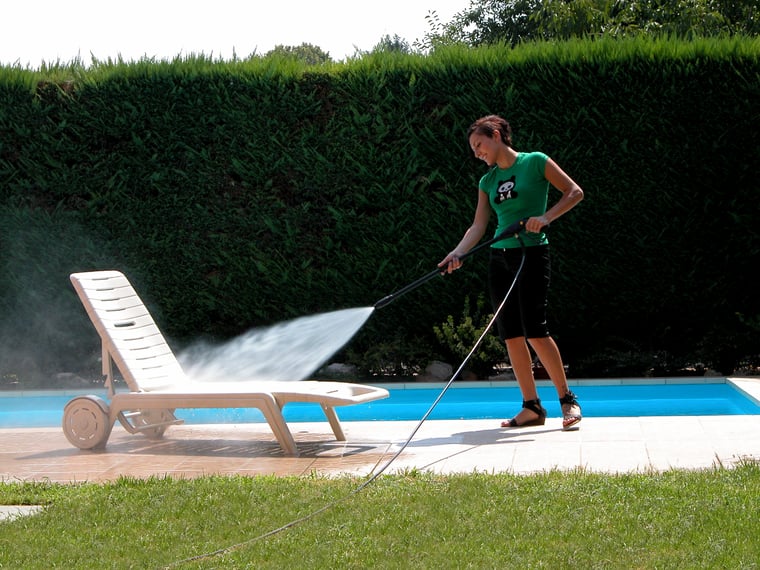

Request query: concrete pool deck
[
  {"left": 2, "top": 415, "right": 760, "bottom": 484},
  {"left": 2, "top": 377, "right": 759, "bottom": 484}
]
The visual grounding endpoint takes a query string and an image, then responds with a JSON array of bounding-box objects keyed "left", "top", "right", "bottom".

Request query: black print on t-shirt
[{"left": 495, "top": 175, "right": 518, "bottom": 203}]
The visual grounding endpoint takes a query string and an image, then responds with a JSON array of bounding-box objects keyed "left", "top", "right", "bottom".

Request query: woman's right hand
[{"left": 438, "top": 252, "right": 463, "bottom": 274}]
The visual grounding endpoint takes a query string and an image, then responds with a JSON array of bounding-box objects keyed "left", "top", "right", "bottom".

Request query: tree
[
  {"left": 413, "top": 10, "right": 468, "bottom": 52},
  {"left": 713, "top": 0, "right": 760, "bottom": 35},
  {"left": 264, "top": 43, "right": 332, "bottom": 65},
  {"left": 420, "top": 0, "right": 760, "bottom": 49},
  {"left": 597, "top": 0, "right": 729, "bottom": 39},
  {"left": 371, "top": 34, "right": 414, "bottom": 54},
  {"left": 533, "top": 0, "right": 622, "bottom": 40},
  {"left": 420, "top": 1, "right": 545, "bottom": 49}
]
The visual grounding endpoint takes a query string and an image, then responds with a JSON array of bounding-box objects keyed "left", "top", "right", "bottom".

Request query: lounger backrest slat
[
  {"left": 70, "top": 270, "right": 185, "bottom": 392},
  {"left": 97, "top": 307, "right": 154, "bottom": 324},
  {"left": 117, "top": 331, "right": 172, "bottom": 352},
  {"left": 87, "top": 295, "right": 148, "bottom": 313},
  {"left": 107, "top": 322, "right": 163, "bottom": 341},
  {"left": 118, "top": 342, "right": 176, "bottom": 360},
  {"left": 78, "top": 283, "right": 134, "bottom": 301}
]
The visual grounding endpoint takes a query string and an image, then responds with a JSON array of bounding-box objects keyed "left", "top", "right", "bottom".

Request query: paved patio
[{"left": 2, "top": 413, "right": 760, "bottom": 485}]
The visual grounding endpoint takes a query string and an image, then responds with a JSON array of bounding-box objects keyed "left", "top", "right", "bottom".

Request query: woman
[{"left": 439, "top": 115, "right": 584, "bottom": 430}]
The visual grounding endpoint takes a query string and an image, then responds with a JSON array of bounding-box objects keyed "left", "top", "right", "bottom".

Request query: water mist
[{"left": 178, "top": 306, "right": 374, "bottom": 382}]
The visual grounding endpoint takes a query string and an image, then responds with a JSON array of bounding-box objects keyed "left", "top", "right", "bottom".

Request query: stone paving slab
[
  {"left": 1, "top": 414, "right": 759, "bottom": 485},
  {"left": 0, "top": 505, "right": 43, "bottom": 521}
]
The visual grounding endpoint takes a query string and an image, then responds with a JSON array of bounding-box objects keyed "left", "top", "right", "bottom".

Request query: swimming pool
[{"left": 1, "top": 378, "right": 759, "bottom": 428}]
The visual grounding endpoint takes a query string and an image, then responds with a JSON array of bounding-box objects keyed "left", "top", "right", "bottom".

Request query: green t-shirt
[{"left": 479, "top": 151, "right": 550, "bottom": 249}]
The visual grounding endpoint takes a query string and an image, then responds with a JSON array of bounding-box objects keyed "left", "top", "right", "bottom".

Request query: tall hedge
[{"left": 1, "top": 37, "right": 758, "bottom": 385}]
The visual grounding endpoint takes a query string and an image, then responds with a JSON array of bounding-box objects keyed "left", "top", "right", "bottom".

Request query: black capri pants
[{"left": 488, "top": 244, "right": 551, "bottom": 341}]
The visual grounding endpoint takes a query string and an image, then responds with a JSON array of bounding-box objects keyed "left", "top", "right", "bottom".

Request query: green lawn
[{"left": 2, "top": 463, "right": 759, "bottom": 569}]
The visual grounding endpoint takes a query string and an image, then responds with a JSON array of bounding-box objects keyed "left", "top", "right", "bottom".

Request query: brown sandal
[{"left": 501, "top": 398, "right": 547, "bottom": 428}]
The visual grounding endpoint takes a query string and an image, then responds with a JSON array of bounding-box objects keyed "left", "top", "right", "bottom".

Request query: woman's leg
[
  {"left": 506, "top": 337, "right": 538, "bottom": 399},
  {"left": 503, "top": 337, "right": 544, "bottom": 425},
  {"left": 528, "top": 336, "right": 569, "bottom": 395},
  {"left": 529, "top": 336, "right": 582, "bottom": 429}
]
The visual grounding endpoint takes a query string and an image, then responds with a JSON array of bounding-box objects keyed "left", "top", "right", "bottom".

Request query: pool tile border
[
  {"left": 727, "top": 376, "right": 760, "bottom": 406},
  {"left": 374, "top": 375, "right": 736, "bottom": 391}
]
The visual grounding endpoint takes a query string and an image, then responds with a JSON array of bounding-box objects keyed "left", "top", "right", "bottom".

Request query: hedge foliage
[{"left": 1, "top": 37, "right": 759, "bottom": 384}]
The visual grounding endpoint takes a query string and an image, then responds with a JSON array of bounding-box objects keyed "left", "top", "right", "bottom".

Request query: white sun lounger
[{"left": 63, "top": 270, "right": 388, "bottom": 456}]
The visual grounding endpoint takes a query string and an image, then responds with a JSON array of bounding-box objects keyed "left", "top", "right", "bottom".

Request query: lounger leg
[
  {"left": 258, "top": 408, "right": 300, "bottom": 456},
  {"left": 320, "top": 404, "right": 346, "bottom": 441},
  {"left": 268, "top": 422, "right": 299, "bottom": 456}
]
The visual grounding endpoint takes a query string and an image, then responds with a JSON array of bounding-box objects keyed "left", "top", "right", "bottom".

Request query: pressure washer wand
[{"left": 373, "top": 217, "right": 528, "bottom": 309}]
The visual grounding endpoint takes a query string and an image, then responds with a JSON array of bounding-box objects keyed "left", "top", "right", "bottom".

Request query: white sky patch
[{"left": 1, "top": 0, "right": 470, "bottom": 67}]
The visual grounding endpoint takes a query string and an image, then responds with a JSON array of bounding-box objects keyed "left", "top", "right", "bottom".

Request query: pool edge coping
[
  {"left": 1, "top": 376, "right": 758, "bottom": 397},
  {"left": 373, "top": 376, "right": 737, "bottom": 390},
  {"left": 726, "top": 376, "right": 760, "bottom": 406}
]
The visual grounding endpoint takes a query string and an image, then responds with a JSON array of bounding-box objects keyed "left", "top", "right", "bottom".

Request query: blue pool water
[{"left": 1, "top": 381, "right": 759, "bottom": 428}]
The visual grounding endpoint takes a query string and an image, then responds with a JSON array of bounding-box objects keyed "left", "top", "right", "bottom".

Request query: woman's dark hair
[{"left": 467, "top": 115, "right": 513, "bottom": 147}]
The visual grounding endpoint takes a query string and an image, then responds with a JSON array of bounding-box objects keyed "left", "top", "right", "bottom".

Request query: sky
[{"left": 1, "top": 0, "right": 471, "bottom": 68}]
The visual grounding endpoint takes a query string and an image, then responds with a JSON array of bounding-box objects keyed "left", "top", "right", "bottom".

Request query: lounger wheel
[
  {"left": 117, "top": 408, "right": 181, "bottom": 439},
  {"left": 62, "top": 395, "right": 113, "bottom": 450}
]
